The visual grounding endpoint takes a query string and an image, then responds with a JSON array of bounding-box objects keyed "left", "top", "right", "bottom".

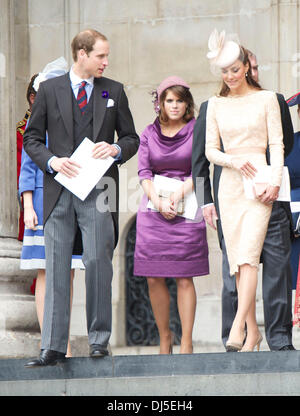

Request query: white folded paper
[
  {"left": 54, "top": 137, "right": 114, "bottom": 201},
  {"left": 146, "top": 174, "right": 198, "bottom": 220},
  {"left": 290, "top": 201, "right": 300, "bottom": 213},
  {"left": 243, "top": 166, "right": 291, "bottom": 202}
]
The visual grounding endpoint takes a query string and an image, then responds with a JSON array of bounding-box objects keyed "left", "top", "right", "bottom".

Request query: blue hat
[{"left": 286, "top": 92, "right": 300, "bottom": 107}]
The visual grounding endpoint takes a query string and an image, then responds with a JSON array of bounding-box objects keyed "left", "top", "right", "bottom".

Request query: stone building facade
[{"left": 1, "top": 0, "right": 300, "bottom": 356}]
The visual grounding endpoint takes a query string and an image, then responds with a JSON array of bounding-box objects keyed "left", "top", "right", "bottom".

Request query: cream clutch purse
[
  {"left": 253, "top": 183, "right": 268, "bottom": 198},
  {"left": 158, "top": 189, "right": 185, "bottom": 215}
]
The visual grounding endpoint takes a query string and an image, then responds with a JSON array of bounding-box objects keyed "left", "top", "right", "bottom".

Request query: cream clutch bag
[
  {"left": 158, "top": 189, "right": 185, "bottom": 215},
  {"left": 253, "top": 183, "right": 268, "bottom": 198}
]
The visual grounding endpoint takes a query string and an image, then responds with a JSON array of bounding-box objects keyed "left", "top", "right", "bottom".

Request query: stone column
[
  {"left": 277, "top": 0, "right": 300, "bottom": 129},
  {"left": 0, "top": 0, "right": 39, "bottom": 358},
  {"left": 0, "top": 0, "right": 18, "bottom": 237}
]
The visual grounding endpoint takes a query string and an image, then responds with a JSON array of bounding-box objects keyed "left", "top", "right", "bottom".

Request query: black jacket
[{"left": 23, "top": 73, "right": 139, "bottom": 246}]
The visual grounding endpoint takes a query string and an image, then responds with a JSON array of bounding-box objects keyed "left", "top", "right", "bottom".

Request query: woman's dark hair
[
  {"left": 158, "top": 85, "right": 195, "bottom": 123},
  {"left": 219, "top": 46, "right": 262, "bottom": 97},
  {"left": 26, "top": 74, "right": 38, "bottom": 105}
]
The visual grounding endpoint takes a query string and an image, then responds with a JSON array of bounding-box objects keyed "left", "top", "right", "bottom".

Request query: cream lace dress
[{"left": 205, "top": 90, "right": 284, "bottom": 275}]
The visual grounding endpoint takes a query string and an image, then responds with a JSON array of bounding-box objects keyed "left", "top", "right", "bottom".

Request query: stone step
[
  {"left": 0, "top": 331, "right": 226, "bottom": 359},
  {"left": 4, "top": 326, "right": 300, "bottom": 359},
  {"left": 1, "top": 350, "right": 300, "bottom": 396}
]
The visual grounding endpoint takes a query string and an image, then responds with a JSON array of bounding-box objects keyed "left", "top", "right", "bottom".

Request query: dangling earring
[{"left": 245, "top": 72, "right": 248, "bottom": 77}]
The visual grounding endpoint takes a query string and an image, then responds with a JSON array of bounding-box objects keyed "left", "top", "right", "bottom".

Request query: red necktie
[{"left": 77, "top": 81, "right": 87, "bottom": 114}]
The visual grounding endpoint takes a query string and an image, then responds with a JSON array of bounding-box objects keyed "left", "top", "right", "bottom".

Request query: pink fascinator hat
[
  {"left": 153, "top": 75, "right": 190, "bottom": 113},
  {"left": 207, "top": 29, "right": 241, "bottom": 74}
]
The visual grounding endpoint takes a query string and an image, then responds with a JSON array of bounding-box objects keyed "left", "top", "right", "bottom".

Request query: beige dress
[{"left": 205, "top": 90, "right": 284, "bottom": 275}]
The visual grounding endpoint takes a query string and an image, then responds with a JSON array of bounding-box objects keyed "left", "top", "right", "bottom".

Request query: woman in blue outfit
[
  {"left": 286, "top": 93, "right": 300, "bottom": 326},
  {"left": 19, "top": 58, "right": 84, "bottom": 357}
]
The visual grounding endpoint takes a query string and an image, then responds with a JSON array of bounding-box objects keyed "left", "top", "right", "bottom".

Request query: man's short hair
[
  {"left": 71, "top": 29, "right": 107, "bottom": 62},
  {"left": 247, "top": 50, "right": 257, "bottom": 61}
]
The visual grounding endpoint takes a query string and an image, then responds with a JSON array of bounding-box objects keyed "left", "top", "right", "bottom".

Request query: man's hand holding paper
[
  {"left": 54, "top": 137, "right": 115, "bottom": 201},
  {"left": 92, "top": 141, "right": 119, "bottom": 159},
  {"left": 51, "top": 140, "right": 118, "bottom": 178},
  {"left": 50, "top": 157, "right": 81, "bottom": 178}
]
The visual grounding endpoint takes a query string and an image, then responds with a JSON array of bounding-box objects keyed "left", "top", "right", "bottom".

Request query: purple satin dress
[{"left": 134, "top": 117, "right": 209, "bottom": 278}]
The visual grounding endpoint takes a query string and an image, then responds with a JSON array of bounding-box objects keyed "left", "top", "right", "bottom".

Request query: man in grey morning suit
[
  {"left": 192, "top": 53, "right": 295, "bottom": 351},
  {"left": 24, "top": 29, "right": 139, "bottom": 367}
]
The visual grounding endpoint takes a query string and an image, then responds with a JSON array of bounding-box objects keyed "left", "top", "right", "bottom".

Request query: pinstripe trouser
[{"left": 41, "top": 187, "right": 115, "bottom": 354}]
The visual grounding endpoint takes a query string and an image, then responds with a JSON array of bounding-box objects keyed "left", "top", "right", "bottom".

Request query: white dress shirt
[{"left": 47, "top": 67, "right": 121, "bottom": 171}]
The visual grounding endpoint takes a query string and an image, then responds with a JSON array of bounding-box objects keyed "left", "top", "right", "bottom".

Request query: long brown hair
[
  {"left": 219, "top": 47, "right": 262, "bottom": 97},
  {"left": 158, "top": 86, "right": 195, "bottom": 124}
]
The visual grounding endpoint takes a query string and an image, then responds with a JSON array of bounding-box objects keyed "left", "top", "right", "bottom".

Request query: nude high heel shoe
[
  {"left": 241, "top": 333, "right": 263, "bottom": 352},
  {"left": 225, "top": 340, "right": 243, "bottom": 352},
  {"left": 256, "top": 333, "right": 263, "bottom": 351},
  {"left": 160, "top": 331, "right": 175, "bottom": 354},
  {"left": 226, "top": 327, "right": 246, "bottom": 352}
]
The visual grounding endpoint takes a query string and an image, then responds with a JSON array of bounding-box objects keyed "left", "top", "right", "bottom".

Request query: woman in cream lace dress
[{"left": 205, "top": 30, "right": 284, "bottom": 352}]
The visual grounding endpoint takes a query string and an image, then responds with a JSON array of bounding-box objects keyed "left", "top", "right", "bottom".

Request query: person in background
[
  {"left": 285, "top": 92, "right": 300, "bottom": 327},
  {"left": 19, "top": 58, "right": 84, "bottom": 358},
  {"left": 134, "top": 76, "right": 209, "bottom": 354},
  {"left": 16, "top": 74, "right": 38, "bottom": 242}
]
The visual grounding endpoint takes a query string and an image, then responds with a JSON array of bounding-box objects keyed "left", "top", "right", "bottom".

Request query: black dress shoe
[
  {"left": 279, "top": 344, "right": 296, "bottom": 351},
  {"left": 89, "top": 344, "right": 109, "bottom": 358},
  {"left": 25, "top": 349, "right": 66, "bottom": 368}
]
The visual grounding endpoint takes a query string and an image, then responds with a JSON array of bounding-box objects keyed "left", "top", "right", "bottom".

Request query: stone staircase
[
  {"left": 1, "top": 326, "right": 299, "bottom": 396},
  {"left": 1, "top": 350, "right": 300, "bottom": 396}
]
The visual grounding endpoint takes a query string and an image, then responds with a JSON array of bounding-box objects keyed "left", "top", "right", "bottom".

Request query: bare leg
[
  {"left": 241, "top": 296, "right": 261, "bottom": 351},
  {"left": 176, "top": 277, "right": 196, "bottom": 353},
  {"left": 35, "top": 269, "right": 46, "bottom": 329},
  {"left": 147, "top": 277, "right": 172, "bottom": 354},
  {"left": 228, "top": 264, "right": 259, "bottom": 347}
]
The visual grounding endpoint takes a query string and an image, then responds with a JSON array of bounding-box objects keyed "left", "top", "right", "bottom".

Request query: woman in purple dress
[{"left": 134, "top": 76, "right": 209, "bottom": 354}]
